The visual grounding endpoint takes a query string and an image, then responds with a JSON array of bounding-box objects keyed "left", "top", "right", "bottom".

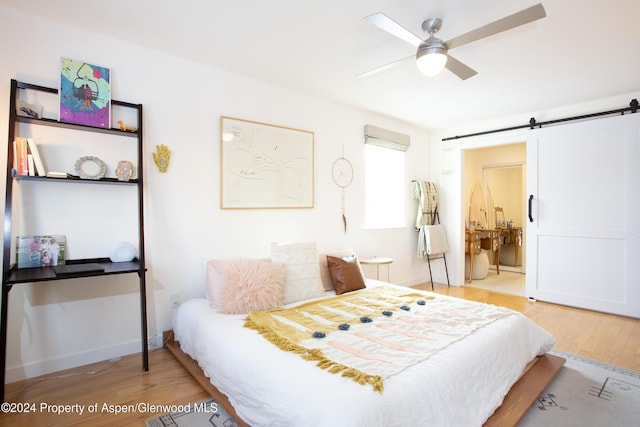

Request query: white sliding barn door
[{"left": 526, "top": 113, "right": 640, "bottom": 318}]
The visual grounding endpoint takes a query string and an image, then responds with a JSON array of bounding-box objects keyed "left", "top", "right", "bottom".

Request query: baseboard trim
[{"left": 5, "top": 340, "right": 141, "bottom": 383}]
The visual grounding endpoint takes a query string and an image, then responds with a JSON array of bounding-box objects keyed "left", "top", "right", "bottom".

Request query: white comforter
[{"left": 174, "top": 282, "right": 554, "bottom": 426}]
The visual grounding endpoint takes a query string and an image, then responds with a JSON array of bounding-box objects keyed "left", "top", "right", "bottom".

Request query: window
[
  {"left": 363, "top": 125, "right": 410, "bottom": 229},
  {"left": 364, "top": 144, "right": 406, "bottom": 228}
]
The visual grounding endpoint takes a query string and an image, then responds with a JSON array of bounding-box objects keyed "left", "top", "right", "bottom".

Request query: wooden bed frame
[{"left": 163, "top": 330, "right": 564, "bottom": 427}]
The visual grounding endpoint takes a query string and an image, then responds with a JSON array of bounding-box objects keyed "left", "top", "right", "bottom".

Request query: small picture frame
[
  {"left": 16, "top": 99, "right": 43, "bottom": 119},
  {"left": 15, "top": 235, "right": 67, "bottom": 268}
]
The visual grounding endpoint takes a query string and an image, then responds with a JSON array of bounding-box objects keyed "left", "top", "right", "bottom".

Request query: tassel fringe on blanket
[{"left": 243, "top": 319, "right": 384, "bottom": 392}]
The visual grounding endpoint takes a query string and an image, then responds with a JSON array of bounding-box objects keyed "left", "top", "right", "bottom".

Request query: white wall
[{"left": 0, "top": 6, "right": 433, "bottom": 381}]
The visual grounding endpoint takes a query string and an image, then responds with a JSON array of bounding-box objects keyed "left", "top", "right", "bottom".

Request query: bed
[{"left": 167, "top": 244, "right": 563, "bottom": 426}]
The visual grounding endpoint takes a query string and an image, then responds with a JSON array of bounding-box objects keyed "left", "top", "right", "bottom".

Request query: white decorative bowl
[{"left": 110, "top": 242, "right": 136, "bottom": 263}]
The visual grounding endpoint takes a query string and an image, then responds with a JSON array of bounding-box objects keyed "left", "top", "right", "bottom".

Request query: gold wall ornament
[{"left": 153, "top": 144, "right": 171, "bottom": 173}]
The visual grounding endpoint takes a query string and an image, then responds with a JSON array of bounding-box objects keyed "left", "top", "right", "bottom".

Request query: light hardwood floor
[
  {"left": 1, "top": 283, "right": 638, "bottom": 426},
  {"left": 465, "top": 269, "right": 525, "bottom": 296}
]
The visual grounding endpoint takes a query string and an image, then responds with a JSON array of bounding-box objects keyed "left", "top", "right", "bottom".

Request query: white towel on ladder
[
  {"left": 423, "top": 224, "right": 449, "bottom": 255},
  {"left": 417, "top": 226, "right": 427, "bottom": 258}
]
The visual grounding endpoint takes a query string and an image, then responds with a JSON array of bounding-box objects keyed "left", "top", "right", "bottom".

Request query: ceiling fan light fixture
[{"left": 416, "top": 43, "right": 448, "bottom": 77}]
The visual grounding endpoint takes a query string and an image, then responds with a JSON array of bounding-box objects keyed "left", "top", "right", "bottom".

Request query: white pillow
[{"left": 271, "top": 241, "right": 325, "bottom": 304}]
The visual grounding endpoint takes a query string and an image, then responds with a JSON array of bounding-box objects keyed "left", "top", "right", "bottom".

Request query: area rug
[
  {"left": 519, "top": 349, "right": 640, "bottom": 426},
  {"left": 144, "top": 397, "right": 237, "bottom": 427},
  {"left": 145, "top": 350, "right": 639, "bottom": 426}
]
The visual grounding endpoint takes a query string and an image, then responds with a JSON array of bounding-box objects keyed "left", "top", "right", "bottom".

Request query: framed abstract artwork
[
  {"left": 220, "top": 116, "right": 314, "bottom": 209},
  {"left": 59, "top": 57, "right": 111, "bottom": 128}
]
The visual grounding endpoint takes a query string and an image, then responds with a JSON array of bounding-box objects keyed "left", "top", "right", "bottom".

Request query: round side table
[{"left": 360, "top": 257, "right": 393, "bottom": 282}]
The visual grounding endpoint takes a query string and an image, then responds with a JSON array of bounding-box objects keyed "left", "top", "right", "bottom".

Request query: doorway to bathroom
[{"left": 463, "top": 143, "right": 525, "bottom": 296}]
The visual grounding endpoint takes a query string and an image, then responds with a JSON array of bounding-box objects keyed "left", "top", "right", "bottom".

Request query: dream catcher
[{"left": 331, "top": 146, "right": 354, "bottom": 233}]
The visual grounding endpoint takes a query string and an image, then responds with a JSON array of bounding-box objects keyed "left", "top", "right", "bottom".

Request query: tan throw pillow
[
  {"left": 319, "top": 249, "right": 365, "bottom": 291},
  {"left": 205, "top": 259, "right": 284, "bottom": 314},
  {"left": 326, "top": 255, "right": 366, "bottom": 295}
]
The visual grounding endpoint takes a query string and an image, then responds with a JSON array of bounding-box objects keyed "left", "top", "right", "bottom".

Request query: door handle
[{"left": 528, "top": 195, "right": 534, "bottom": 222}]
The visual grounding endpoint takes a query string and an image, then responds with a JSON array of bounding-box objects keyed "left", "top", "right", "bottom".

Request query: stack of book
[{"left": 13, "top": 137, "right": 46, "bottom": 177}]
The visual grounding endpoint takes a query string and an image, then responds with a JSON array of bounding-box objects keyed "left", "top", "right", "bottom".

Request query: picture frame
[
  {"left": 15, "top": 235, "right": 67, "bottom": 269},
  {"left": 59, "top": 57, "right": 111, "bottom": 128},
  {"left": 220, "top": 116, "right": 314, "bottom": 209},
  {"left": 16, "top": 99, "right": 43, "bottom": 119}
]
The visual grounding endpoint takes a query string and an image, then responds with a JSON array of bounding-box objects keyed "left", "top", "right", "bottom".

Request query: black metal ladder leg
[
  {"left": 426, "top": 253, "right": 434, "bottom": 290},
  {"left": 442, "top": 254, "right": 450, "bottom": 286},
  {"left": 1, "top": 285, "right": 11, "bottom": 402}
]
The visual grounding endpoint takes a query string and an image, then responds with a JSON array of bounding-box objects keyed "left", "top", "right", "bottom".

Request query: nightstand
[{"left": 360, "top": 257, "right": 393, "bottom": 281}]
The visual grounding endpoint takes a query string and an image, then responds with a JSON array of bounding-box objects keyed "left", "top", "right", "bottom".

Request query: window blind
[{"left": 364, "top": 124, "right": 410, "bottom": 152}]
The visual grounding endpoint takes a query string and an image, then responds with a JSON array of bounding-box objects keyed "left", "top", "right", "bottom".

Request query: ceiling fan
[{"left": 358, "top": 3, "right": 546, "bottom": 80}]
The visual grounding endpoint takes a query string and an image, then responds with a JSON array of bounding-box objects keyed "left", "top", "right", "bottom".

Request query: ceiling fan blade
[
  {"left": 356, "top": 55, "right": 414, "bottom": 78},
  {"left": 445, "top": 3, "right": 546, "bottom": 50},
  {"left": 365, "top": 12, "right": 423, "bottom": 47},
  {"left": 445, "top": 55, "right": 478, "bottom": 80}
]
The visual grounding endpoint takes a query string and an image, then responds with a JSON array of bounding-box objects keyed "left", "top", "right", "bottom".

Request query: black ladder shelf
[
  {"left": 423, "top": 212, "right": 451, "bottom": 290},
  {"left": 413, "top": 180, "right": 450, "bottom": 290},
  {"left": 1, "top": 79, "right": 148, "bottom": 401}
]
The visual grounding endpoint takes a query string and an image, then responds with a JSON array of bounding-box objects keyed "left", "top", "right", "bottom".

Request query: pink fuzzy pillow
[{"left": 206, "top": 259, "right": 284, "bottom": 314}]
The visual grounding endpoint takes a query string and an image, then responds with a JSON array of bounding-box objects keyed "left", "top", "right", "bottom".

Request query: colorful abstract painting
[{"left": 59, "top": 57, "right": 111, "bottom": 128}]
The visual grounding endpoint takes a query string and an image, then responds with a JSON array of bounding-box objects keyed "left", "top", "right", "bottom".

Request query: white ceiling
[{"left": 3, "top": 0, "right": 639, "bottom": 131}]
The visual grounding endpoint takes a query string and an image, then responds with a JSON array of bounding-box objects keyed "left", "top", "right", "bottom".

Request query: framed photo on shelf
[
  {"left": 15, "top": 99, "right": 42, "bottom": 119},
  {"left": 15, "top": 235, "right": 66, "bottom": 269},
  {"left": 220, "top": 116, "right": 314, "bottom": 209},
  {"left": 59, "top": 57, "right": 111, "bottom": 128}
]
